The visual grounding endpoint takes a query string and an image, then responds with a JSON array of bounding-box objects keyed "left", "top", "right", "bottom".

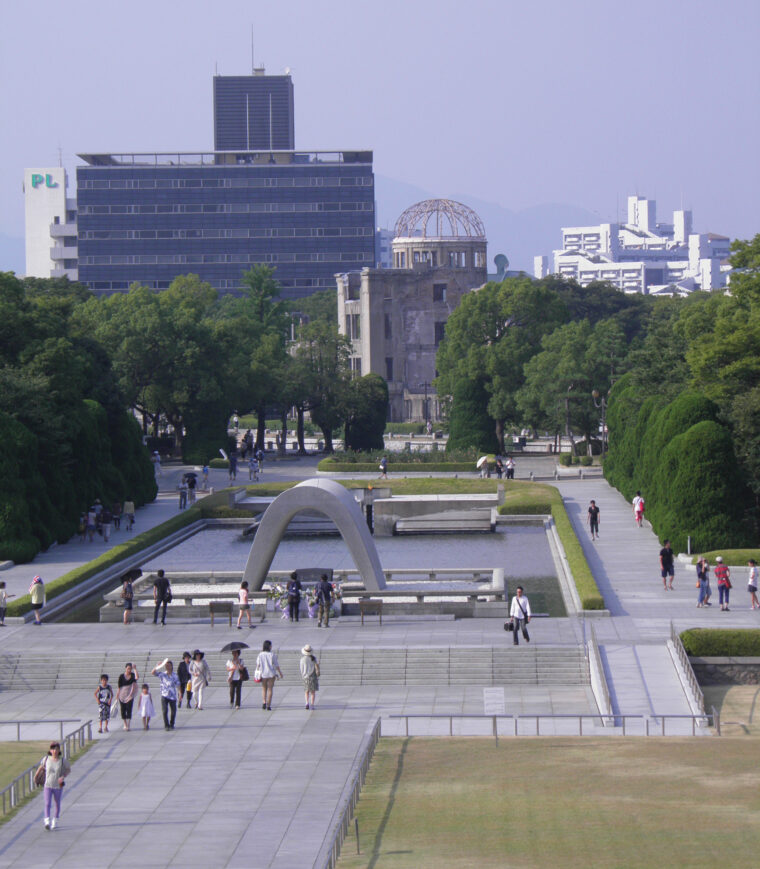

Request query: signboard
[{"left": 30, "top": 173, "right": 58, "bottom": 189}]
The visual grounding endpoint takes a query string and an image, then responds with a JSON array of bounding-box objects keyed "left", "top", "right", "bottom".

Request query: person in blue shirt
[{"left": 151, "top": 659, "right": 180, "bottom": 730}]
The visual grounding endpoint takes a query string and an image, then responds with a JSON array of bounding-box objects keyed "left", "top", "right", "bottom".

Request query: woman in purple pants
[{"left": 37, "top": 742, "right": 71, "bottom": 830}]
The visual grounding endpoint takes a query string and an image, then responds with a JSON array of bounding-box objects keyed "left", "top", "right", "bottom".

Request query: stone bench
[
  {"left": 209, "top": 601, "right": 234, "bottom": 627},
  {"left": 359, "top": 599, "right": 383, "bottom": 626}
]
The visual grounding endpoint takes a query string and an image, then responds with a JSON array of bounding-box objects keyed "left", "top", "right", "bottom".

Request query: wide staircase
[{"left": 0, "top": 646, "right": 588, "bottom": 691}]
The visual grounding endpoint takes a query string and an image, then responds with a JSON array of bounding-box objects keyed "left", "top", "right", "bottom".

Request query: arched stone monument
[{"left": 242, "top": 478, "right": 387, "bottom": 591}]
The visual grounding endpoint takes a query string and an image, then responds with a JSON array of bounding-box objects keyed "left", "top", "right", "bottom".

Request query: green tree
[{"left": 344, "top": 373, "right": 389, "bottom": 451}]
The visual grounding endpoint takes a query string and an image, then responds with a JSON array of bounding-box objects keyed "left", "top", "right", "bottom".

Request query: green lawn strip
[
  {"left": 702, "top": 685, "right": 760, "bottom": 736},
  {"left": 245, "top": 479, "right": 501, "bottom": 496},
  {"left": 691, "top": 549, "right": 760, "bottom": 565},
  {"left": 337, "top": 738, "right": 760, "bottom": 869},
  {"left": 0, "top": 741, "right": 93, "bottom": 826},
  {"left": 680, "top": 628, "right": 760, "bottom": 656},
  {"left": 498, "top": 482, "right": 604, "bottom": 610},
  {"left": 7, "top": 490, "right": 234, "bottom": 617}
]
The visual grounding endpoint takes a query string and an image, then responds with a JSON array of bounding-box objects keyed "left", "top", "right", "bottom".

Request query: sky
[{"left": 2, "top": 0, "right": 759, "bottom": 270}]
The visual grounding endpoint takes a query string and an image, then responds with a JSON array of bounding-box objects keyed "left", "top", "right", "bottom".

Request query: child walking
[
  {"left": 94, "top": 674, "right": 113, "bottom": 733},
  {"left": 138, "top": 683, "right": 155, "bottom": 730},
  {"left": 0, "top": 581, "right": 14, "bottom": 626}
]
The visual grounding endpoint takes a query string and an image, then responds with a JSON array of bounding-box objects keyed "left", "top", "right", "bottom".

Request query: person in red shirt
[{"left": 714, "top": 556, "right": 731, "bottom": 611}]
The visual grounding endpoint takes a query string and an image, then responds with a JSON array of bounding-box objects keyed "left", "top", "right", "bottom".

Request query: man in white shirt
[{"left": 509, "top": 586, "right": 532, "bottom": 646}]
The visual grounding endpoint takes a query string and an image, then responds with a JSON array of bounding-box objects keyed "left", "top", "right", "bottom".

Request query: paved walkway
[{"left": 0, "top": 462, "right": 739, "bottom": 866}]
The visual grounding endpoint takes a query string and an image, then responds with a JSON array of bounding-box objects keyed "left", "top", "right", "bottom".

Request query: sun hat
[
  {"left": 716, "top": 556, "right": 723, "bottom": 562},
  {"left": 193, "top": 649, "right": 204, "bottom": 659},
  {"left": 301, "top": 645, "right": 313, "bottom": 655}
]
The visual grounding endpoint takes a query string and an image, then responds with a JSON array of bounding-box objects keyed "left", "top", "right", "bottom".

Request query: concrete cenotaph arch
[{"left": 242, "top": 478, "right": 386, "bottom": 591}]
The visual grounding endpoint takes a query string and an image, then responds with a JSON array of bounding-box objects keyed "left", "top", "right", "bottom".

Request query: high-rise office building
[{"left": 214, "top": 70, "right": 295, "bottom": 151}]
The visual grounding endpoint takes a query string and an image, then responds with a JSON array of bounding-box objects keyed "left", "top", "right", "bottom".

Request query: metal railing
[
  {"left": 316, "top": 717, "right": 382, "bottom": 869},
  {"left": 587, "top": 623, "right": 612, "bottom": 723},
  {"left": 0, "top": 720, "right": 93, "bottom": 816},
  {"left": 384, "top": 711, "right": 718, "bottom": 740},
  {"left": 670, "top": 620, "right": 705, "bottom": 714},
  {"left": 0, "top": 718, "right": 84, "bottom": 743}
]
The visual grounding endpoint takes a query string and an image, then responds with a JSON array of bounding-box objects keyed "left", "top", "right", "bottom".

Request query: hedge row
[
  {"left": 6, "top": 491, "right": 233, "bottom": 617},
  {"left": 690, "top": 550, "right": 760, "bottom": 565},
  {"left": 680, "top": 629, "right": 760, "bottom": 657},
  {"left": 496, "top": 483, "right": 604, "bottom": 610},
  {"left": 558, "top": 453, "right": 593, "bottom": 467},
  {"left": 318, "top": 459, "right": 476, "bottom": 473}
]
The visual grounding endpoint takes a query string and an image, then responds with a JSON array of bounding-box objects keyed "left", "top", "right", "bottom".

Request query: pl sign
[{"left": 31, "top": 173, "right": 58, "bottom": 189}]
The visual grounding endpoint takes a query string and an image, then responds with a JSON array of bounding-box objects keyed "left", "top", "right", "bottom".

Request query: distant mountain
[
  {"left": 0, "top": 234, "right": 25, "bottom": 276},
  {"left": 375, "top": 175, "right": 600, "bottom": 273}
]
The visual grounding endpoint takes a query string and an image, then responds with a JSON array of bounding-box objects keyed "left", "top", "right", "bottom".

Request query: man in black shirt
[
  {"left": 660, "top": 540, "right": 675, "bottom": 590},
  {"left": 153, "top": 569, "right": 171, "bottom": 625},
  {"left": 587, "top": 500, "right": 600, "bottom": 540}
]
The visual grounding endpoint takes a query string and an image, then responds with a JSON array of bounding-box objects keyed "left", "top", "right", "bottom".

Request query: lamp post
[
  {"left": 420, "top": 381, "right": 431, "bottom": 424},
  {"left": 592, "top": 389, "right": 609, "bottom": 456}
]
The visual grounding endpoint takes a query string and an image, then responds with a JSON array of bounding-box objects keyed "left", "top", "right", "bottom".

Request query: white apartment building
[
  {"left": 534, "top": 195, "right": 731, "bottom": 295},
  {"left": 23, "top": 167, "right": 78, "bottom": 280}
]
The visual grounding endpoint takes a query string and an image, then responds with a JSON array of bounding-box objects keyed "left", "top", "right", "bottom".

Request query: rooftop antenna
[
  {"left": 57, "top": 144, "right": 63, "bottom": 167},
  {"left": 251, "top": 25, "right": 255, "bottom": 73}
]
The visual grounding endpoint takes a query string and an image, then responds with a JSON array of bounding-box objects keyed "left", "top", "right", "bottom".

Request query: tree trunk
[
  {"left": 494, "top": 418, "right": 505, "bottom": 454},
  {"left": 279, "top": 409, "right": 288, "bottom": 455},
  {"left": 321, "top": 426, "right": 334, "bottom": 454},
  {"left": 255, "top": 404, "right": 266, "bottom": 451},
  {"left": 297, "top": 406, "right": 307, "bottom": 454}
]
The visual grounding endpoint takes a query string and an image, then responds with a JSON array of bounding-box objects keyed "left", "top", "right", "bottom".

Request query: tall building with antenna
[{"left": 214, "top": 69, "right": 295, "bottom": 151}]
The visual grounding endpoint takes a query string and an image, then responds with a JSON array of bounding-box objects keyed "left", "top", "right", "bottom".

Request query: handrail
[
  {"left": 384, "top": 711, "right": 717, "bottom": 738},
  {"left": 315, "top": 717, "right": 382, "bottom": 869},
  {"left": 0, "top": 720, "right": 93, "bottom": 816},
  {"left": 670, "top": 621, "right": 705, "bottom": 715},
  {"left": 587, "top": 624, "right": 612, "bottom": 724},
  {"left": 0, "top": 719, "right": 83, "bottom": 742}
]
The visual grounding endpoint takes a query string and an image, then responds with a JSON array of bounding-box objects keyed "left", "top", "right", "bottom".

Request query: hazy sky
[{"left": 2, "top": 0, "right": 758, "bottom": 248}]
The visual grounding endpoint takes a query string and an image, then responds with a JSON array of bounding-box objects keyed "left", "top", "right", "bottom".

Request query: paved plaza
[{"left": 1, "top": 461, "right": 753, "bottom": 867}]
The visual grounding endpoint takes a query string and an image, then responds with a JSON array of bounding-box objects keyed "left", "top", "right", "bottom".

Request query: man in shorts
[
  {"left": 587, "top": 500, "right": 600, "bottom": 540},
  {"left": 659, "top": 539, "right": 675, "bottom": 590}
]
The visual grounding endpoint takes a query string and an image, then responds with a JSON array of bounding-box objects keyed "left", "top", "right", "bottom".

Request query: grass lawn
[
  {"left": 337, "top": 737, "right": 760, "bottom": 869},
  {"left": 704, "top": 685, "right": 760, "bottom": 736},
  {"left": 245, "top": 479, "right": 502, "bottom": 496}
]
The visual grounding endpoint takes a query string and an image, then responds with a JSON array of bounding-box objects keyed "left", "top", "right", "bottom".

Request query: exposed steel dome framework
[{"left": 394, "top": 198, "right": 486, "bottom": 240}]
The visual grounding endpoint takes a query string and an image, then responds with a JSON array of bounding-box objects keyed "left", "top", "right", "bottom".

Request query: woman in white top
[
  {"left": 256, "top": 640, "right": 283, "bottom": 711},
  {"left": 237, "top": 581, "right": 252, "bottom": 629},
  {"left": 299, "top": 644, "right": 320, "bottom": 710},
  {"left": 748, "top": 559, "right": 759, "bottom": 610},
  {"left": 190, "top": 649, "right": 211, "bottom": 709},
  {"left": 37, "top": 742, "right": 71, "bottom": 830}
]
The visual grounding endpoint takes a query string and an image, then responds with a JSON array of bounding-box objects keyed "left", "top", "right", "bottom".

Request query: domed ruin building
[{"left": 337, "top": 199, "right": 487, "bottom": 422}]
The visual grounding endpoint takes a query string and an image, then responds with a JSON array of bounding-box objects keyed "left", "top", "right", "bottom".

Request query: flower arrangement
[{"left": 266, "top": 583, "right": 291, "bottom": 619}]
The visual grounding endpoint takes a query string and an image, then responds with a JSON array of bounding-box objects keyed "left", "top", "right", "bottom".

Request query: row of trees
[
  {"left": 0, "top": 273, "right": 157, "bottom": 563},
  {"left": 435, "top": 237, "right": 760, "bottom": 548}
]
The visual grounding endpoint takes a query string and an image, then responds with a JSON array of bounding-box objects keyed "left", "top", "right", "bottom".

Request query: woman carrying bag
[
  {"left": 190, "top": 649, "right": 211, "bottom": 710},
  {"left": 255, "top": 640, "right": 284, "bottom": 711},
  {"left": 36, "top": 742, "right": 71, "bottom": 830},
  {"left": 299, "top": 644, "right": 320, "bottom": 710}
]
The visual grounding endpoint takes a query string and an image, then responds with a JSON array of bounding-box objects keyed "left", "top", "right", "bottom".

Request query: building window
[
  {"left": 351, "top": 357, "right": 362, "bottom": 375},
  {"left": 433, "top": 283, "right": 446, "bottom": 302},
  {"left": 385, "top": 357, "right": 393, "bottom": 382},
  {"left": 434, "top": 322, "right": 446, "bottom": 346},
  {"left": 384, "top": 314, "right": 392, "bottom": 340}
]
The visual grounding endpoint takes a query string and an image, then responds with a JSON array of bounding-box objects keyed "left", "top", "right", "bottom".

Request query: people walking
[
  {"left": 509, "top": 586, "right": 532, "bottom": 646},
  {"left": 748, "top": 559, "right": 759, "bottom": 609},
  {"left": 94, "top": 674, "right": 113, "bottom": 734},
  {"left": 29, "top": 575, "right": 45, "bottom": 624},
  {"left": 0, "top": 581, "right": 14, "bottom": 626},
  {"left": 287, "top": 571, "right": 302, "bottom": 623},
  {"left": 228, "top": 450, "right": 238, "bottom": 481},
  {"left": 696, "top": 557, "right": 711, "bottom": 607},
  {"left": 138, "top": 684, "right": 155, "bottom": 729},
  {"left": 378, "top": 456, "right": 388, "bottom": 479},
  {"left": 316, "top": 574, "right": 334, "bottom": 628},
  {"left": 660, "top": 540, "right": 675, "bottom": 590},
  {"left": 121, "top": 576, "right": 134, "bottom": 624},
  {"left": 226, "top": 648, "right": 246, "bottom": 709},
  {"left": 248, "top": 455, "right": 259, "bottom": 481},
  {"left": 587, "top": 500, "right": 600, "bottom": 540},
  {"left": 151, "top": 659, "right": 180, "bottom": 730},
  {"left": 300, "top": 644, "right": 320, "bottom": 710},
  {"left": 715, "top": 556, "right": 731, "bottom": 611},
  {"left": 237, "top": 581, "right": 252, "bottom": 629},
  {"left": 117, "top": 663, "right": 139, "bottom": 731},
  {"left": 153, "top": 569, "right": 171, "bottom": 625},
  {"left": 256, "top": 640, "right": 283, "bottom": 711},
  {"left": 632, "top": 491, "right": 645, "bottom": 527},
  {"left": 37, "top": 742, "right": 71, "bottom": 830},
  {"left": 178, "top": 477, "right": 188, "bottom": 510},
  {"left": 190, "top": 650, "right": 210, "bottom": 709},
  {"left": 101, "top": 506, "right": 113, "bottom": 542},
  {"left": 177, "top": 652, "right": 193, "bottom": 709},
  {"left": 505, "top": 456, "right": 515, "bottom": 480},
  {"left": 152, "top": 451, "right": 162, "bottom": 477},
  {"left": 123, "top": 498, "right": 135, "bottom": 531}
]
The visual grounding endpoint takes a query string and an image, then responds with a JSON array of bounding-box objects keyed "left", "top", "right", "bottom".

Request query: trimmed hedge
[
  {"left": 680, "top": 628, "right": 760, "bottom": 657},
  {"left": 496, "top": 482, "right": 604, "bottom": 609},
  {"left": 6, "top": 490, "right": 233, "bottom": 617},
  {"left": 318, "top": 459, "right": 476, "bottom": 473},
  {"left": 691, "top": 549, "right": 760, "bottom": 565},
  {"left": 209, "top": 458, "right": 229, "bottom": 468}
]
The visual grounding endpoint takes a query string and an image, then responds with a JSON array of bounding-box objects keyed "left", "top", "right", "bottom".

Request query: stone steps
[{"left": 0, "top": 646, "right": 589, "bottom": 690}]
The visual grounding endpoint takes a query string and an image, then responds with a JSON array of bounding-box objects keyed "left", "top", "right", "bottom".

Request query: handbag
[
  {"left": 239, "top": 666, "right": 250, "bottom": 682},
  {"left": 254, "top": 665, "right": 262, "bottom": 683},
  {"left": 504, "top": 619, "right": 514, "bottom": 632},
  {"left": 34, "top": 763, "right": 46, "bottom": 787}
]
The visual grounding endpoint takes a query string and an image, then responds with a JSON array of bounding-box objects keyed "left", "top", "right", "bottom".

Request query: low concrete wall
[
  {"left": 691, "top": 657, "right": 760, "bottom": 685},
  {"left": 373, "top": 495, "right": 499, "bottom": 536}
]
